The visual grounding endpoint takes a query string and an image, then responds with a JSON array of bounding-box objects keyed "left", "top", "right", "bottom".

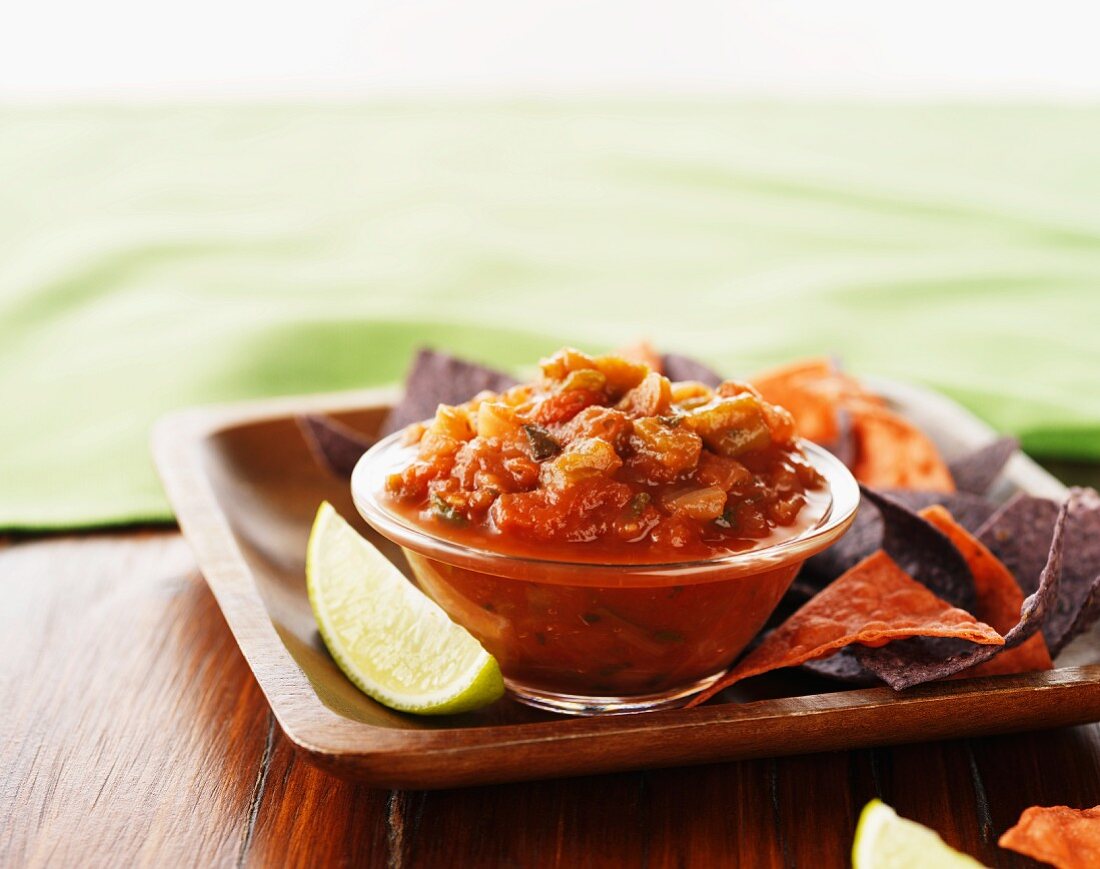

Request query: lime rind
[
  {"left": 853, "top": 800, "right": 987, "bottom": 869},
  {"left": 307, "top": 502, "right": 504, "bottom": 715}
]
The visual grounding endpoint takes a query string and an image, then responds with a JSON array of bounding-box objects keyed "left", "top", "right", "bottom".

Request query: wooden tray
[{"left": 152, "top": 381, "right": 1100, "bottom": 789}]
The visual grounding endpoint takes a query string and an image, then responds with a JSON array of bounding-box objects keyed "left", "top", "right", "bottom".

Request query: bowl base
[{"left": 505, "top": 670, "right": 725, "bottom": 716}]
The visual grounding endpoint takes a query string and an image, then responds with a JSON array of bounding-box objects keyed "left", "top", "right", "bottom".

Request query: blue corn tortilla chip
[
  {"left": 860, "top": 487, "right": 975, "bottom": 611},
  {"left": 977, "top": 493, "right": 1061, "bottom": 596},
  {"left": 802, "top": 500, "right": 884, "bottom": 585},
  {"left": 856, "top": 491, "right": 1074, "bottom": 689},
  {"left": 297, "top": 414, "right": 374, "bottom": 478},
  {"left": 884, "top": 490, "right": 1000, "bottom": 534},
  {"left": 803, "top": 489, "right": 996, "bottom": 588},
  {"left": 977, "top": 489, "right": 1100, "bottom": 654},
  {"left": 382, "top": 348, "right": 519, "bottom": 436},
  {"left": 1050, "top": 487, "right": 1100, "bottom": 655},
  {"left": 660, "top": 353, "right": 723, "bottom": 387},
  {"left": 802, "top": 649, "right": 881, "bottom": 686},
  {"left": 948, "top": 437, "right": 1019, "bottom": 495},
  {"left": 1063, "top": 575, "right": 1100, "bottom": 651}
]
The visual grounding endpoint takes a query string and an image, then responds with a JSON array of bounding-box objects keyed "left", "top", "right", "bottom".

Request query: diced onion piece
[
  {"left": 630, "top": 417, "right": 703, "bottom": 478},
  {"left": 670, "top": 380, "right": 714, "bottom": 405},
  {"left": 717, "top": 380, "right": 796, "bottom": 443},
  {"left": 618, "top": 371, "right": 673, "bottom": 417},
  {"left": 561, "top": 368, "right": 608, "bottom": 394},
  {"left": 695, "top": 452, "right": 752, "bottom": 491},
  {"left": 476, "top": 402, "right": 519, "bottom": 439},
  {"left": 660, "top": 486, "right": 728, "bottom": 521},
  {"left": 539, "top": 436, "right": 623, "bottom": 490},
  {"left": 592, "top": 355, "right": 650, "bottom": 395},
  {"left": 540, "top": 347, "right": 599, "bottom": 381},
  {"left": 419, "top": 405, "right": 474, "bottom": 458},
  {"left": 682, "top": 394, "right": 772, "bottom": 457}
]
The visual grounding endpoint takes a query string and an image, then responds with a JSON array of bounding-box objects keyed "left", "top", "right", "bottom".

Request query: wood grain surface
[{"left": 4, "top": 528, "right": 1100, "bottom": 867}]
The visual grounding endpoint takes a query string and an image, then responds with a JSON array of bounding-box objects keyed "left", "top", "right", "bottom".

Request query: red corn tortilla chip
[
  {"left": 686, "top": 551, "right": 1003, "bottom": 707},
  {"left": 920, "top": 505, "right": 1053, "bottom": 676},
  {"left": 849, "top": 404, "right": 956, "bottom": 492},
  {"left": 999, "top": 805, "right": 1100, "bottom": 869},
  {"left": 749, "top": 358, "right": 953, "bottom": 490}
]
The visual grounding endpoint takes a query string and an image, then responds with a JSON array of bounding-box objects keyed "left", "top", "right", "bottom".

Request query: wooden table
[{"left": 6, "top": 461, "right": 1100, "bottom": 867}]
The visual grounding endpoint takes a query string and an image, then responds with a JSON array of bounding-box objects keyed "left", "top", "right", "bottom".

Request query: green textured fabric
[{"left": 4, "top": 102, "right": 1099, "bottom": 530}]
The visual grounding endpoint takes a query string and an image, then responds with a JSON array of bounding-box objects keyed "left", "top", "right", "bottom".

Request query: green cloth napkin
[{"left": 4, "top": 102, "right": 1100, "bottom": 531}]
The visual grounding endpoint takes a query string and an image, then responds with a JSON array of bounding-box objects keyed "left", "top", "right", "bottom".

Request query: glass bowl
[{"left": 351, "top": 433, "right": 859, "bottom": 715}]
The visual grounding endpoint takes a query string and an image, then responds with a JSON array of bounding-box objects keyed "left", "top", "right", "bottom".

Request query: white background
[{"left": 3, "top": 1, "right": 1100, "bottom": 100}]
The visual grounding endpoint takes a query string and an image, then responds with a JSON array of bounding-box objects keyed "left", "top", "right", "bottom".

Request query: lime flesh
[
  {"left": 306, "top": 502, "right": 503, "bottom": 715},
  {"left": 852, "top": 800, "right": 987, "bottom": 869}
]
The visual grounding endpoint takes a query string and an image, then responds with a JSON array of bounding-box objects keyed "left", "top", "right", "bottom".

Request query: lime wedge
[
  {"left": 306, "top": 502, "right": 504, "bottom": 715},
  {"left": 853, "top": 800, "right": 987, "bottom": 869}
]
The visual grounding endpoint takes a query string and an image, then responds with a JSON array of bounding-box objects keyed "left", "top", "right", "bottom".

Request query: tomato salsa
[
  {"left": 357, "top": 348, "right": 855, "bottom": 709},
  {"left": 385, "top": 348, "right": 826, "bottom": 564}
]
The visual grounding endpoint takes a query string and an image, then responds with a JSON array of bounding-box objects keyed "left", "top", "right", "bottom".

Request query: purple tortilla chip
[
  {"left": 804, "top": 489, "right": 996, "bottom": 588},
  {"left": 1063, "top": 575, "right": 1100, "bottom": 650},
  {"left": 297, "top": 414, "right": 374, "bottom": 478},
  {"left": 856, "top": 491, "right": 1073, "bottom": 689},
  {"left": 1049, "top": 487, "right": 1100, "bottom": 655},
  {"left": 860, "top": 487, "right": 975, "bottom": 611},
  {"left": 382, "top": 349, "right": 519, "bottom": 436},
  {"left": 660, "top": 353, "right": 723, "bottom": 388},
  {"left": 948, "top": 437, "right": 1019, "bottom": 495},
  {"left": 803, "top": 500, "right": 884, "bottom": 585},
  {"left": 976, "top": 488, "right": 1100, "bottom": 655},
  {"left": 802, "top": 650, "right": 881, "bottom": 686},
  {"left": 977, "top": 493, "right": 1061, "bottom": 597},
  {"left": 883, "top": 489, "right": 999, "bottom": 534}
]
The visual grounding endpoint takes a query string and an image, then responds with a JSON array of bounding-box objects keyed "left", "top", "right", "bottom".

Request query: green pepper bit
[
  {"left": 626, "top": 492, "right": 652, "bottom": 518},
  {"left": 522, "top": 424, "right": 562, "bottom": 460},
  {"left": 430, "top": 493, "right": 468, "bottom": 526}
]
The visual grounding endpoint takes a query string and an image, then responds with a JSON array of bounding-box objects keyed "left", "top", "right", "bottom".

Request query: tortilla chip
[
  {"left": 948, "top": 437, "right": 1019, "bottom": 496},
  {"left": 803, "top": 500, "right": 886, "bottom": 585},
  {"left": 861, "top": 487, "right": 975, "bottom": 610},
  {"left": 920, "top": 505, "right": 1053, "bottom": 676},
  {"left": 685, "top": 551, "right": 1002, "bottom": 707},
  {"left": 801, "top": 650, "right": 880, "bottom": 686},
  {"left": 977, "top": 493, "right": 1062, "bottom": 596},
  {"left": 297, "top": 414, "right": 374, "bottom": 478},
  {"left": 750, "top": 357, "right": 852, "bottom": 446},
  {"left": 660, "top": 353, "right": 723, "bottom": 387},
  {"left": 382, "top": 349, "right": 519, "bottom": 436},
  {"left": 803, "top": 488, "right": 994, "bottom": 593},
  {"left": 999, "top": 805, "right": 1100, "bottom": 869},
  {"left": 850, "top": 404, "right": 956, "bottom": 492},
  {"left": 1051, "top": 488, "right": 1100, "bottom": 655},
  {"left": 1063, "top": 576, "right": 1100, "bottom": 652},
  {"left": 884, "top": 489, "right": 999, "bottom": 534},
  {"left": 857, "top": 492, "right": 1072, "bottom": 689},
  {"left": 978, "top": 489, "right": 1100, "bottom": 655}
]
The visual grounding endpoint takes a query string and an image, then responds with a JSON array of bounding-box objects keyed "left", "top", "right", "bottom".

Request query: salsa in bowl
[{"left": 352, "top": 349, "right": 859, "bottom": 714}]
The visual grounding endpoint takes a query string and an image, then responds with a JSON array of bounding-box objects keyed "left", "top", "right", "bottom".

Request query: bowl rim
[{"left": 351, "top": 431, "right": 860, "bottom": 583}]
